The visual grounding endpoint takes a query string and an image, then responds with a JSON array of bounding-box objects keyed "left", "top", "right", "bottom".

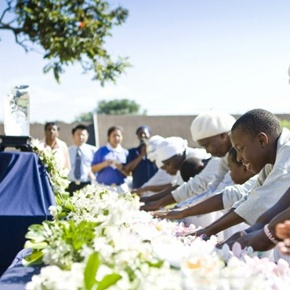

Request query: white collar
[{"left": 106, "top": 142, "right": 123, "bottom": 152}]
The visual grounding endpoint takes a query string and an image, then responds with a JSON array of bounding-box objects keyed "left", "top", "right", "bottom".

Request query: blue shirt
[
  {"left": 127, "top": 145, "right": 158, "bottom": 188},
  {"left": 92, "top": 144, "right": 128, "bottom": 186}
]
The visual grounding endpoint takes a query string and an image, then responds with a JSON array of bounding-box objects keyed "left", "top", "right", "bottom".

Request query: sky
[{"left": 1, "top": 0, "right": 290, "bottom": 123}]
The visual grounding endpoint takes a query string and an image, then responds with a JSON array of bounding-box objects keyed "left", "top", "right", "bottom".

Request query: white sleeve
[
  {"left": 141, "top": 169, "right": 172, "bottom": 187},
  {"left": 222, "top": 175, "right": 257, "bottom": 209},
  {"left": 234, "top": 166, "right": 290, "bottom": 225},
  {"left": 171, "top": 157, "right": 220, "bottom": 202}
]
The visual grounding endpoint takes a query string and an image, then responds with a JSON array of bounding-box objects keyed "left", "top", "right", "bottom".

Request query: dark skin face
[
  {"left": 230, "top": 128, "right": 274, "bottom": 174},
  {"left": 228, "top": 156, "right": 255, "bottom": 184},
  {"left": 45, "top": 125, "right": 59, "bottom": 142},
  {"left": 137, "top": 128, "right": 151, "bottom": 141},
  {"left": 198, "top": 133, "right": 231, "bottom": 157},
  {"left": 161, "top": 154, "right": 183, "bottom": 175}
]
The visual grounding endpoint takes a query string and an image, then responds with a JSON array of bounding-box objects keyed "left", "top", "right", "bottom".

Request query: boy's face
[
  {"left": 230, "top": 128, "right": 267, "bottom": 174},
  {"left": 228, "top": 157, "right": 255, "bottom": 184},
  {"left": 73, "top": 129, "right": 88, "bottom": 146}
]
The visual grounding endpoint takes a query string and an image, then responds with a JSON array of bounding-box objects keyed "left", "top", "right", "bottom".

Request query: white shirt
[
  {"left": 228, "top": 128, "right": 290, "bottom": 225},
  {"left": 171, "top": 156, "right": 222, "bottom": 202},
  {"left": 69, "top": 143, "right": 98, "bottom": 182}
]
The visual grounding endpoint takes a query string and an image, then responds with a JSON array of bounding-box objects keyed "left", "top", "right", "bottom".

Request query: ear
[
  {"left": 195, "top": 164, "right": 205, "bottom": 171},
  {"left": 257, "top": 132, "right": 268, "bottom": 147}
]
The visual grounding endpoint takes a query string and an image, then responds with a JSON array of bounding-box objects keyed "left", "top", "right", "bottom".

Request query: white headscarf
[
  {"left": 146, "top": 135, "right": 165, "bottom": 168},
  {"left": 156, "top": 137, "right": 188, "bottom": 162}
]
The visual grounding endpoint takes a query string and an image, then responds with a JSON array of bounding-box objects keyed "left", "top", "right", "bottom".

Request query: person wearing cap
[
  {"left": 123, "top": 125, "right": 158, "bottom": 189},
  {"left": 140, "top": 109, "right": 234, "bottom": 211}
]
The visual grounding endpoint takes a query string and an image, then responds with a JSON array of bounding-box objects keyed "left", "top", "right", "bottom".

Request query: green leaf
[
  {"left": 97, "top": 273, "right": 122, "bottom": 290},
  {"left": 22, "top": 250, "right": 44, "bottom": 266},
  {"left": 84, "top": 252, "right": 100, "bottom": 290},
  {"left": 24, "top": 240, "right": 48, "bottom": 250}
]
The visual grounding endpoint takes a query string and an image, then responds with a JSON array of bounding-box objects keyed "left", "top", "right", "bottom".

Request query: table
[{"left": 0, "top": 151, "right": 56, "bottom": 276}]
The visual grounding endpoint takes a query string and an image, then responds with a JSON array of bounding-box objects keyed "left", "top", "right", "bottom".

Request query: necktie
[{"left": 74, "top": 147, "right": 82, "bottom": 180}]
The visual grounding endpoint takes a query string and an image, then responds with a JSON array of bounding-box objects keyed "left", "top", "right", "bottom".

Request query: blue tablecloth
[
  {"left": 0, "top": 151, "right": 56, "bottom": 276},
  {"left": 0, "top": 249, "right": 41, "bottom": 290}
]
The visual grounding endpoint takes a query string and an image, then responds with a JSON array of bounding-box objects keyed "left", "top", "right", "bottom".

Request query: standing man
[
  {"left": 67, "top": 124, "right": 98, "bottom": 195},
  {"left": 41, "top": 121, "right": 71, "bottom": 170}
]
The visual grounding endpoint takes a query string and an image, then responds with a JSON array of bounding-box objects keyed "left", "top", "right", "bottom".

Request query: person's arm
[
  {"left": 254, "top": 185, "right": 290, "bottom": 226},
  {"left": 140, "top": 185, "right": 175, "bottom": 202},
  {"left": 123, "top": 145, "right": 146, "bottom": 174},
  {"left": 220, "top": 206, "right": 290, "bottom": 251},
  {"left": 140, "top": 186, "right": 179, "bottom": 211},
  {"left": 131, "top": 184, "right": 171, "bottom": 196},
  {"left": 91, "top": 160, "right": 112, "bottom": 173},
  {"left": 196, "top": 209, "right": 245, "bottom": 237},
  {"left": 153, "top": 192, "right": 224, "bottom": 220}
]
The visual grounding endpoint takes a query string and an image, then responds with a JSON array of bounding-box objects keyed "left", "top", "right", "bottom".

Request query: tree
[
  {"left": 75, "top": 99, "right": 145, "bottom": 122},
  {"left": 96, "top": 99, "right": 140, "bottom": 115},
  {"left": 0, "top": 0, "right": 130, "bottom": 85}
]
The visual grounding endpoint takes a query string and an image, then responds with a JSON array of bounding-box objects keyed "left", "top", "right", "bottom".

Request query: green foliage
[
  {"left": 0, "top": 0, "right": 130, "bottom": 84},
  {"left": 84, "top": 252, "right": 121, "bottom": 290},
  {"left": 24, "top": 220, "right": 97, "bottom": 269},
  {"left": 75, "top": 98, "right": 143, "bottom": 122},
  {"left": 280, "top": 119, "right": 290, "bottom": 130},
  {"left": 75, "top": 111, "right": 94, "bottom": 123},
  {"left": 97, "top": 99, "right": 140, "bottom": 115}
]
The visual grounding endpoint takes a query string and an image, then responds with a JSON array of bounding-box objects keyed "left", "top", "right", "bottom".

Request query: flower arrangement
[
  {"left": 23, "top": 144, "right": 290, "bottom": 289},
  {"left": 30, "top": 138, "right": 70, "bottom": 200}
]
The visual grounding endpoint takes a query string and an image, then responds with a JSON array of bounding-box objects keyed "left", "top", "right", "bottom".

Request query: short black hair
[
  {"left": 44, "top": 122, "right": 59, "bottom": 131},
  {"left": 72, "top": 124, "right": 88, "bottom": 135},
  {"left": 180, "top": 157, "right": 204, "bottom": 182},
  {"left": 232, "top": 108, "right": 281, "bottom": 138}
]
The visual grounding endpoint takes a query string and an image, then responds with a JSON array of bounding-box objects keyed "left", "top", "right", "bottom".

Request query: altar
[{"left": 0, "top": 151, "right": 56, "bottom": 276}]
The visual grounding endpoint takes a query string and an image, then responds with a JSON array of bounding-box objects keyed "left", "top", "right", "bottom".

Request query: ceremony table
[{"left": 0, "top": 151, "right": 56, "bottom": 276}]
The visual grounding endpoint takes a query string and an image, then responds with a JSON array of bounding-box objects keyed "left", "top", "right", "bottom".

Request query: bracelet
[{"left": 263, "top": 224, "right": 279, "bottom": 245}]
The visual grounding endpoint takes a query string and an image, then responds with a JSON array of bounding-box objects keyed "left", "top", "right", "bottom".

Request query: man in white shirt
[{"left": 67, "top": 124, "right": 98, "bottom": 195}]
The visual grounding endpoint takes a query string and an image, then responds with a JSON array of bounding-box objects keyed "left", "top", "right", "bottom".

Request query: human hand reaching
[{"left": 152, "top": 209, "right": 185, "bottom": 220}]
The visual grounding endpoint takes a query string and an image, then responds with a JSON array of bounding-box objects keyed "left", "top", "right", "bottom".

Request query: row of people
[
  {"left": 145, "top": 108, "right": 290, "bottom": 264},
  {"left": 40, "top": 109, "right": 290, "bottom": 263}
]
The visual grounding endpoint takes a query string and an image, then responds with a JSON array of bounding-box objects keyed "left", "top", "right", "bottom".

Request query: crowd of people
[{"left": 41, "top": 108, "right": 290, "bottom": 267}]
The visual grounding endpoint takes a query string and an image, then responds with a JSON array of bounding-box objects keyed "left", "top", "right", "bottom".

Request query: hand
[
  {"left": 216, "top": 231, "right": 245, "bottom": 249},
  {"left": 152, "top": 209, "right": 184, "bottom": 220},
  {"left": 140, "top": 144, "right": 147, "bottom": 156},
  {"left": 140, "top": 201, "right": 161, "bottom": 211},
  {"left": 275, "top": 220, "right": 290, "bottom": 240},
  {"left": 233, "top": 229, "right": 275, "bottom": 252},
  {"left": 277, "top": 239, "right": 290, "bottom": 256},
  {"left": 131, "top": 188, "right": 144, "bottom": 197},
  {"left": 105, "top": 159, "right": 114, "bottom": 166},
  {"left": 140, "top": 195, "right": 152, "bottom": 203}
]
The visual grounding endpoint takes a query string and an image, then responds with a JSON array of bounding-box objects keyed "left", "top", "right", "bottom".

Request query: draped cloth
[{"left": 0, "top": 151, "right": 56, "bottom": 276}]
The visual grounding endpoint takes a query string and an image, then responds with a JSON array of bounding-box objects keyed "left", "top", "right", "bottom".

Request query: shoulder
[
  {"left": 83, "top": 143, "right": 98, "bottom": 152},
  {"left": 186, "top": 147, "right": 211, "bottom": 160},
  {"left": 56, "top": 138, "right": 68, "bottom": 148}
]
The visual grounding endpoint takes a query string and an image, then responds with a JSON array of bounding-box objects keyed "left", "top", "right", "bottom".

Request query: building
[{"left": 1, "top": 114, "right": 290, "bottom": 150}]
